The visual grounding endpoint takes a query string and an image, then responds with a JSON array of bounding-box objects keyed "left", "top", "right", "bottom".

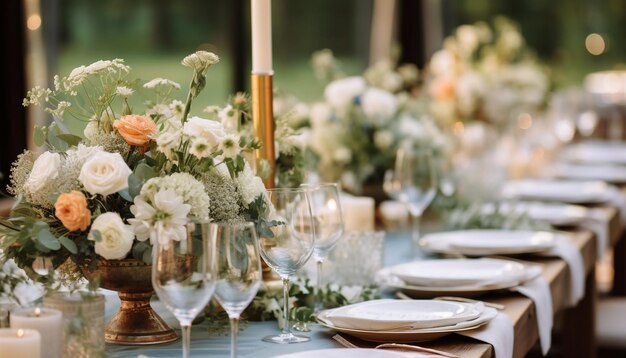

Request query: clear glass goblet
[
  {"left": 384, "top": 147, "right": 437, "bottom": 253},
  {"left": 213, "top": 222, "right": 262, "bottom": 358},
  {"left": 258, "top": 188, "right": 315, "bottom": 344},
  {"left": 152, "top": 220, "right": 217, "bottom": 358}
]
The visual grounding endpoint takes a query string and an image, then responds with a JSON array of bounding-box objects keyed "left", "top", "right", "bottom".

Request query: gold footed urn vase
[{"left": 82, "top": 258, "right": 178, "bottom": 345}]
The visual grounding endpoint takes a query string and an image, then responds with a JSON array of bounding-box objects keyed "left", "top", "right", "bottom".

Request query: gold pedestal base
[
  {"left": 82, "top": 259, "right": 178, "bottom": 345},
  {"left": 105, "top": 291, "right": 178, "bottom": 345}
]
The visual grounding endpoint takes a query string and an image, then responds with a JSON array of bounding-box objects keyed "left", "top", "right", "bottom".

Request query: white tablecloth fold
[
  {"left": 539, "top": 234, "right": 585, "bottom": 307},
  {"left": 578, "top": 210, "right": 610, "bottom": 259},
  {"left": 514, "top": 276, "right": 553, "bottom": 355},
  {"left": 458, "top": 313, "right": 514, "bottom": 358}
]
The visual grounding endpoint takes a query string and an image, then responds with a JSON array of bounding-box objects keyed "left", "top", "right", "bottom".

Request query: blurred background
[{"left": 2, "top": 0, "right": 626, "bottom": 190}]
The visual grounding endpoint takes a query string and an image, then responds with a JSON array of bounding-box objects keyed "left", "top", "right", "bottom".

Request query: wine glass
[
  {"left": 384, "top": 146, "right": 437, "bottom": 253},
  {"left": 303, "top": 183, "right": 344, "bottom": 312},
  {"left": 213, "top": 222, "right": 262, "bottom": 358},
  {"left": 258, "top": 188, "right": 315, "bottom": 344},
  {"left": 152, "top": 220, "right": 217, "bottom": 358}
]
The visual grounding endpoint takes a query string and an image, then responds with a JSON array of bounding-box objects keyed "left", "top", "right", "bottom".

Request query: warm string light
[
  {"left": 26, "top": 14, "right": 41, "bottom": 31},
  {"left": 585, "top": 33, "right": 605, "bottom": 55},
  {"left": 33, "top": 307, "right": 41, "bottom": 317}
]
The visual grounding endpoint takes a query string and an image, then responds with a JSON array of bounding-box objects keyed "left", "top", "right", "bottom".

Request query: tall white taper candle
[{"left": 251, "top": 0, "right": 273, "bottom": 74}]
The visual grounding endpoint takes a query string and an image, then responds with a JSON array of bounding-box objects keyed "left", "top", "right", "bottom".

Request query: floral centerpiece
[
  {"left": 307, "top": 50, "right": 447, "bottom": 193},
  {"left": 2, "top": 51, "right": 268, "bottom": 270},
  {"left": 0, "top": 51, "right": 272, "bottom": 343},
  {"left": 426, "top": 16, "right": 550, "bottom": 129}
]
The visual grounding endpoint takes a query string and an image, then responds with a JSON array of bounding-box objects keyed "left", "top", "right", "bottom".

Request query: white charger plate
[
  {"left": 323, "top": 299, "right": 481, "bottom": 330},
  {"left": 511, "top": 202, "right": 589, "bottom": 226},
  {"left": 390, "top": 258, "right": 528, "bottom": 287},
  {"left": 317, "top": 307, "right": 498, "bottom": 343},
  {"left": 376, "top": 265, "right": 542, "bottom": 298},
  {"left": 419, "top": 230, "right": 555, "bottom": 256},
  {"left": 561, "top": 141, "right": 626, "bottom": 165},
  {"left": 552, "top": 163, "right": 626, "bottom": 183},
  {"left": 501, "top": 179, "right": 608, "bottom": 203}
]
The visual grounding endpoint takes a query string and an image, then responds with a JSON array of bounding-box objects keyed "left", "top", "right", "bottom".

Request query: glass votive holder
[
  {"left": 43, "top": 292, "right": 105, "bottom": 358},
  {"left": 325, "top": 231, "right": 385, "bottom": 287},
  {"left": 0, "top": 301, "right": 16, "bottom": 328}
]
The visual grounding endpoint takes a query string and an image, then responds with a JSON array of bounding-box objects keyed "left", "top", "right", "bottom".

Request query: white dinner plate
[
  {"left": 274, "top": 348, "right": 409, "bottom": 358},
  {"left": 317, "top": 307, "right": 498, "bottom": 343},
  {"left": 390, "top": 258, "right": 528, "bottom": 287},
  {"left": 509, "top": 202, "right": 589, "bottom": 226},
  {"left": 551, "top": 163, "right": 626, "bottom": 183},
  {"left": 419, "top": 230, "right": 555, "bottom": 256},
  {"left": 501, "top": 179, "right": 608, "bottom": 203},
  {"left": 323, "top": 299, "right": 482, "bottom": 330},
  {"left": 376, "top": 265, "right": 542, "bottom": 298},
  {"left": 560, "top": 141, "right": 626, "bottom": 165}
]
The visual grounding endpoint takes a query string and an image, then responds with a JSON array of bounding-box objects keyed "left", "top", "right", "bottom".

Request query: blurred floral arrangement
[
  {"left": 203, "top": 92, "right": 308, "bottom": 188},
  {"left": 426, "top": 16, "right": 550, "bottom": 129},
  {"left": 0, "top": 52, "right": 273, "bottom": 282},
  {"left": 0, "top": 258, "right": 45, "bottom": 307},
  {"left": 307, "top": 49, "right": 448, "bottom": 192}
]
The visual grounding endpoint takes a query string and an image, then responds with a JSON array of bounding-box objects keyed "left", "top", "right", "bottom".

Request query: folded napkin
[
  {"left": 457, "top": 313, "right": 514, "bottom": 358},
  {"left": 513, "top": 276, "right": 553, "bottom": 355},
  {"left": 538, "top": 235, "right": 585, "bottom": 307},
  {"left": 599, "top": 185, "right": 626, "bottom": 224},
  {"left": 578, "top": 208, "right": 611, "bottom": 259}
]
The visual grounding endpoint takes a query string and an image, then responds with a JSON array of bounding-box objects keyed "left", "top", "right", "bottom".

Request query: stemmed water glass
[
  {"left": 258, "top": 188, "right": 315, "bottom": 344},
  {"left": 384, "top": 146, "right": 437, "bottom": 253},
  {"left": 303, "top": 183, "right": 344, "bottom": 312},
  {"left": 152, "top": 220, "right": 217, "bottom": 358},
  {"left": 213, "top": 222, "right": 262, "bottom": 358}
]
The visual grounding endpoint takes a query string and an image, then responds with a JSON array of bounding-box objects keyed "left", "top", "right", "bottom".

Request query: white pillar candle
[
  {"left": 341, "top": 195, "right": 375, "bottom": 232},
  {"left": 10, "top": 307, "right": 62, "bottom": 358},
  {"left": 251, "top": 0, "right": 273, "bottom": 74},
  {"left": 0, "top": 328, "right": 41, "bottom": 358}
]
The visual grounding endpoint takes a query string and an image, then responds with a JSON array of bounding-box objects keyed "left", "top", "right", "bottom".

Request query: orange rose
[
  {"left": 430, "top": 78, "right": 456, "bottom": 101},
  {"left": 113, "top": 115, "right": 157, "bottom": 146},
  {"left": 55, "top": 191, "right": 91, "bottom": 232}
]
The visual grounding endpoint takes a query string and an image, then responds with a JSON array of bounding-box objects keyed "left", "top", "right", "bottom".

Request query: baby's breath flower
[
  {"left": 200, "top": 169, "right": 242, "bottom": 223},
  {"left": 143, "top": 77, "right": 181, "bottom": 90},
  {"left": 7, "top": 150, "right": 35, "bottom": 197}
]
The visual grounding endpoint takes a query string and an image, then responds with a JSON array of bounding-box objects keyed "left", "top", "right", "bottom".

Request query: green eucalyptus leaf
[
  {"left": 128, "top": 163, "right": 157, "bottom": 198},
  {"left": 38, "top": 229, "right": 61, "bottom": 250},
  {"left": 91, "top": 230, "right": 102, "bottom": 242},
  {"left": 56, "top": 133, "right": 82, "bottom": 146},
  {"left": 118, "top": 188, "right": 132, "bottom": 202},
  {"left": 59, "top": 236, "right": 78, "bottom": 254},
  {"left": 33, "top": 125, "right": 46, "bottom": 146}
]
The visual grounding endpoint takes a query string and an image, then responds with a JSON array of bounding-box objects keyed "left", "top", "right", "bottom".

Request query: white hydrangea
[
  {"left": 324, "top": 76, "right": 366, "bottom": 111},
  {"left": 139, "top": 173, "right": 211, "bottom": 221},
  {"left": 360, "top": 88, "right": 398, "bottom": 124},
  {"left": 24, "top": 152, "right": 61, "bottom": 194}
]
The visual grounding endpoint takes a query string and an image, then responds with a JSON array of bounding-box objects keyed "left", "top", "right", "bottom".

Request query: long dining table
[{"left": 105, "top": 203, "right": 625, "bottom": 358}]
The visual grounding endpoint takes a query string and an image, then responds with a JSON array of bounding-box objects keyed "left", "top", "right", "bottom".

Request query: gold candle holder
[{"left": 251, "top": 73, "right": 276, "bottom": 189}]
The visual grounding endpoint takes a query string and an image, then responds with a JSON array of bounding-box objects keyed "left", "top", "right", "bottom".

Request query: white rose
[
  {"left": 88, "top": 212, "right": 135, "bottom": 260},
  {"left": 324, "top": 76, "right": 366, "bottom": 110},
  {"left": 24, "top": 151, "right": 61, "bottom": 194},
  {"left": 360, "top": 88, "right": 397, "bottom": 123},
  {"left": 79, "top": 151, "right": 132, "bottom": 196},
  {"left": 183, "top": 116, "right": 226, "bottom": 148}
]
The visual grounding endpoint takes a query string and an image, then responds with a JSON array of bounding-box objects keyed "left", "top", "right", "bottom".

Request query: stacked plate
[
  {"left": 377, "top": 258, "right": 541, "bottom": 298},
  {"left": 419, "top": 229, "right": 556, "bottom": 256},
  {"left": 501, "top": 179, "right": 609, "bottom": 204},
  {"left": 550, "top": 163, "right": 626, "bottom": 183},
  {"left": 317, "top": 299, "right": 497, "bottom": 342},
  {"left": 560, "top": 141, "right": 626, "bottom": 165}
]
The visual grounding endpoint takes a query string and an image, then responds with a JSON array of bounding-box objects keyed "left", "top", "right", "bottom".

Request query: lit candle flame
[
  {"left": 17, "top": 329, "right": 25, "bottom": 338},
  {"left": 34, "top": 307, "right": 41, "bottom": 317}
]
